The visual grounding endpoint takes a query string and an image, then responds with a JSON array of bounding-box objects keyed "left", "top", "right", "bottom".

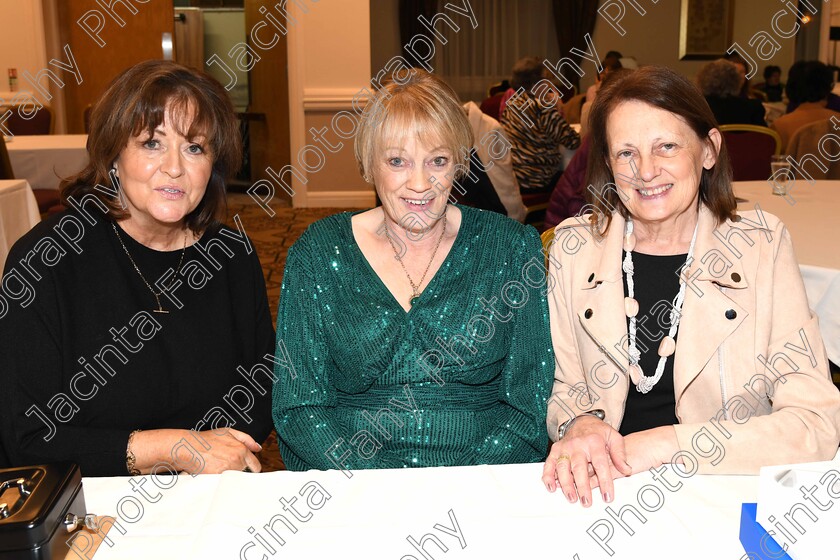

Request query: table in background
[
  {"left": 0, "top": 179, "right": 39, "bottom": 270},
  {"left": 6, "top": 134, "right": 88, "bottom": 191},
  {"left": 734, "top": 180, "right": 840, "bottom": 364},
  {"left": 76, "top": 462, "right": 758, "bottom": 559}
]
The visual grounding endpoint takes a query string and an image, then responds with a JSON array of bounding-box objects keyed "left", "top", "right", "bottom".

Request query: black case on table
[{"left": 0, "top": 463, "right": 86, "bottom": 560}]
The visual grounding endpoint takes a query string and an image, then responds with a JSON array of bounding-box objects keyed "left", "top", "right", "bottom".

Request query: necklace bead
[
  {"left": 623, "top": 217, "right": 699, "bottom": 394},
  {"left": 624, "top": 297, "right": 639, "bottom": 318},
  {"left": 658, "top": 335, "right": 676, "bottom": 357}
]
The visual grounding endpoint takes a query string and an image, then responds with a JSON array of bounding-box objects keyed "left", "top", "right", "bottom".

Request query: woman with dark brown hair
[
  {"left": 0, "top": 60, "right": 274, "bottom": 476},
  {"left": 541, "top": 66, "right": 840, "bottom": 507}
]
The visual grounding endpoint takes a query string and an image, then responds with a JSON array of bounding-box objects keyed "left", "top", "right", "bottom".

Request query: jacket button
[
  {"left": 725, "top": 309, "right": 737, "bottom": 320},
  {"left": 587, "top": 273, "right": 595, "bottom": 282},
  {"left": 731, "top": 272, "right": 741, "bottom": 283},
  {"left": 585, "top": 309, "right": 593, "bottom": 319}
]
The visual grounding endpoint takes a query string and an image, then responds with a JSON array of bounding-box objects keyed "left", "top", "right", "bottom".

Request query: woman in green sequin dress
[{"left": 272, "top": 70, "right": 553, "bottom": 471}]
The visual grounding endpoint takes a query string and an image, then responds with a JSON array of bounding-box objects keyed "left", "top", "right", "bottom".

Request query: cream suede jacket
[{"left": 546, "top": 204, "right": 840, "bottom": 474}]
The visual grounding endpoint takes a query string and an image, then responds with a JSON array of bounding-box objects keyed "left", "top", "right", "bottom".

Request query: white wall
[
  {"left": 287, "top": 0, "right": 374, "bottom": 208},
  {"left": 0, "top": 0, "right": 48, "bottom": 103},
  {"left": 583, "top": 0, "right": 798, "bottom": 91}
]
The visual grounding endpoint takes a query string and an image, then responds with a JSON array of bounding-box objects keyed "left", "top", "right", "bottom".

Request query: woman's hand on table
[
  {"left": 190, "top": 428, "right": 263, "bottom": 474},
  {"left": 622, "top": 425, "right": 680, "bottom": 475},
  {"left": 132, "top": 428, "right": 263, "bottom": 475},
  {"left": 542, "top": 423, "right": 682, "bottom": 507},
  {"left": 542, "top": 416, "right": 632, "bottom": 507}
]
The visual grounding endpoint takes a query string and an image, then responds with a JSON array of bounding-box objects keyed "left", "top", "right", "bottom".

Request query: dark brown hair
[
  {"left": 61, "top": 60, "right": 242, "bottom": 233},
  {"left": 510, "top": 56, "right": 545, "bottom": 92},
  {"left": 585, "top": 65, "right": 734, "bottom": 234}
]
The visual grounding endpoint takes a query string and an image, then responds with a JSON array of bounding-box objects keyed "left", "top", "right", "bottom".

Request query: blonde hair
[{"left": 354, "top": 69, "right": 473, "bottom": 182}]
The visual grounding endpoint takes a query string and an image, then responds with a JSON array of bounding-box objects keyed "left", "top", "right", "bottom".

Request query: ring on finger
[{"left": 555, "top": 454, "right": 571, "bottom": 463}]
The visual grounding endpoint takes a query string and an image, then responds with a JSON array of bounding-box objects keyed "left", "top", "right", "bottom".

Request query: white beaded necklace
[{"left": 622, "top": 217, "right": 699, "bottom": 394}]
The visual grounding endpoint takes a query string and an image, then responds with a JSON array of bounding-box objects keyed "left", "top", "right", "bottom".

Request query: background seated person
[
  {"left": 479, "top": 79, "right": 510, "bottom": 122},
  {"left": 697, "top": 59, "right": 766, "bottom": 126},
  {"left": 725, "top": 52, "right": 756, "bottom": 99},
  {"left": 581, "top": 67, "right": 634, "bottom": 138},
  {"left": 544, "top": 135, "right": 589, "bottom": 230},
  {"left": 273, "top": 70, "right": 553, "bottom": 471},
  {"left": 501, "top": 56, "right": 580, "bottom": 192},
  {"left": 752, "top": 65, "right": 784, "bottom": 102},
  {"left": 585, "top": 54, "right": 623, "bottom": 104},
  {"left": 542, "top": 66, "right": 840, "bottom": 508},
  {"left": 773, "top": 60, "right": 840, "bottom": 152},
  {"left": 457, "top": 101, "right": 527, "bottom": 222},
  {"left": 0, "top": 61, "right": 275, "bottom": 476}
]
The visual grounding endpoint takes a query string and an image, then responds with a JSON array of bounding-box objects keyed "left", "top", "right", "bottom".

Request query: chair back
[
  {"left": 521, "top": 190, "right": 551, "bottom": 230},
  {"left": 786, "top": 119, "right": 840, "bottom": 180},
  {"left": 5, "top": 106, "right": 52, "bottom": 135},
  {"left": 719, "top": 124, "right": 781, "bottom": 181},
  {"left": 540, "top": 226, "right": 555, "bottom": 269},
  {"left": 487, "top": 80, "right": 509, "bottom": 98},
  {"left": 0, "top": 137, "right": 14, "bottom": 180}
]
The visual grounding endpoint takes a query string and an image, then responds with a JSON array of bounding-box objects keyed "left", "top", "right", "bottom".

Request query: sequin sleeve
[
  {"left": 465, "top": 227, "right": 553, "bottom": 464},
  {"left": 271, "top": 234, "right": 407, "bottom": 471}
]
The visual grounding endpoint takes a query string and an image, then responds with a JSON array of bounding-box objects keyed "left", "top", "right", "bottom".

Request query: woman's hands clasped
[
  {"left": 132, "top": 428, "right": 263, "bottom": 475},
  {"left": 190, "top": 428, "right": 263, "bottom": 474},
  {"left": 542, "top": 418, "right": 682, "bottom": 507},
  {"left": 542, "top": 416, "right": 632, "bottom": 507}
]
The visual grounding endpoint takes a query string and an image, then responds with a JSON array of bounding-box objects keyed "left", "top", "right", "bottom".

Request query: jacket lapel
[
  {"left": 571, "top": 207, "right": 751, "bottom": 411},
  {"left": 673, "top": 206, "right": 748, "bottom": 401},
  {"left": 573, "top": 215, "right": 632, "bottom": 420}
]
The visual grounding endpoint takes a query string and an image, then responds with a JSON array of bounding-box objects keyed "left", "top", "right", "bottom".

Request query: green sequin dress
[{"left": 272, "top": 205, "right": 553, "bottom": 471}]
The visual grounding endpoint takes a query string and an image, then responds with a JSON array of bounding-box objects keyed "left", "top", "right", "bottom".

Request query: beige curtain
[{"left": 432, "top": 0, "right": 560, "bottom": 103}]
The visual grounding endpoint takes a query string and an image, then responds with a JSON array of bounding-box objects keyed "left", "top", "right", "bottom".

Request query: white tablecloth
[
  {"left": 734, "top": 181, "right": 840, "bottom": 365},
  {"left": 6, "top": 134, "right": 88, "bottom": 191},
  {"left": 79, "top": 463, "right": 760, "bottom": 559},
  {"left": 0, "top": 179, "right": 39, "bottom": 271}
]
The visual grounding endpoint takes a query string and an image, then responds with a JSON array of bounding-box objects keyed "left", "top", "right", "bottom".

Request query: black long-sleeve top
[{"left": 0, "top": 208, "right": 275, "bottom": 476}]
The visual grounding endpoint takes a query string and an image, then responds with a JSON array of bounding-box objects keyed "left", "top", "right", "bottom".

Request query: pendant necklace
[
  {"left": 383, "top": 211, "right": 447, "bottom": 307},
  {"left": 111, "top": 221, "right": 188, "bottom": 314},
  {"left": 622, "top": 217, "right": 699, "bottom": 394}
]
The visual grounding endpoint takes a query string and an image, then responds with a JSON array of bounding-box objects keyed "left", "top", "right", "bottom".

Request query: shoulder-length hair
[
  {"left": 585, "top": 65, "right": 734, "bottom": 235},
  {"left": 354, "top": 69, "right": 473, "bottom": 182},
  {"left": 61, "top": 60, "right": 242, "bottom": 234}
]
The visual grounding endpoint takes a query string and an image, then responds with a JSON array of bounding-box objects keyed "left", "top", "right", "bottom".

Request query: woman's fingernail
[
  {"left": 603, "top": 491, "right": 612, "bottom": 503},
  {"left": 566, "top": 491, "right": 576, "bottom": 503},
  {"left": 581, "top": 495, "right": 590, "bottom": 507}
]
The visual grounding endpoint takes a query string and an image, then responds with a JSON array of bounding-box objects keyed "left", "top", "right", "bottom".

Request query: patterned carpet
[{"left": 224, "top": 193, "right": 364, "bottom": 471}]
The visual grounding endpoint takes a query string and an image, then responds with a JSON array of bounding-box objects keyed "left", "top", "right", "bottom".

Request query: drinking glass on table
[{"left": 770, "top": 155, "right": 791, "bottom": 195}]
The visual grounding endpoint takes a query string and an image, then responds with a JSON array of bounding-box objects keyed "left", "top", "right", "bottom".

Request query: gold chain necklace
[
  {"left": 111, "top": 222, "right": 187, "bottom": 314},
  {"left": 382, "top": 211, "right": 447, "bottom": 307}
]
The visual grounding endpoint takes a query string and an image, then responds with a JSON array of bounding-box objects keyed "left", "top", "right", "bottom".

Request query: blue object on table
[{"left": 739, "top": 503, "right": 792, "bottom": 559}]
